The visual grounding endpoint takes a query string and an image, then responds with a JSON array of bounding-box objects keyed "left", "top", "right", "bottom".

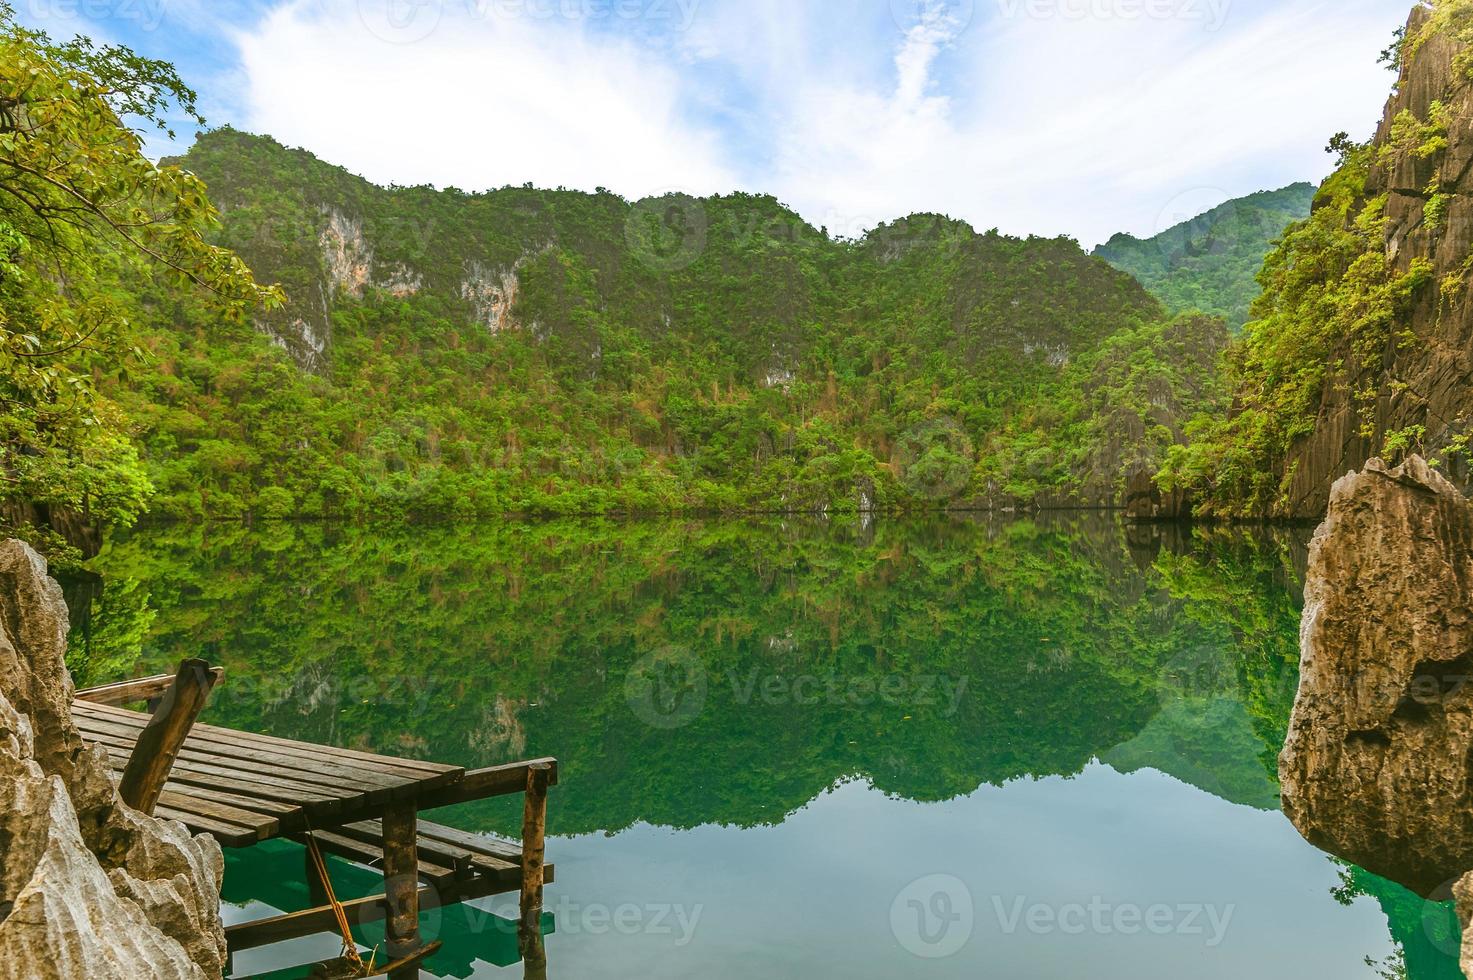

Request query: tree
[{"left": 0, "top": 5, "right": 280, "bottom": 555}]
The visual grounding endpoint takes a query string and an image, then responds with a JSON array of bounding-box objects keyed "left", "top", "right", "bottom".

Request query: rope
[{"left": 304, "top": 825, "right": 375, "bottom": 977}]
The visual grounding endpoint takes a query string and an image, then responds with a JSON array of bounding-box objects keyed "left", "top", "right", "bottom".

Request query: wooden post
[
  {"left": 118, "top": 659, "right": 220, "bottom": 814},
  {"left": 519, "top": 761, "right": 552, "bottom": 974},
  {"left": 381, "top": 802, "right": 421, "bottom": 980}
]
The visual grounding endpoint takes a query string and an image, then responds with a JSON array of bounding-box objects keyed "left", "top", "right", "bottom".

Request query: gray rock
[
  {"left": 1277, "top": 7, "right": 1473, "bottom": 517},
  {"left": 1280, "top": 456, "right": 1473, "bottom": 896},
  {"left": 0, "top": 540, "right": 227, "bottom": 978}
]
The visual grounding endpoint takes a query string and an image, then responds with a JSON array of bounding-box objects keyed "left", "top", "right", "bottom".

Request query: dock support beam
[
  {"left": 382, "top": 802, "right": 421, "bottom": 980},
  {"left": 519, "top": 762, "right": 551, "bottom": 977},
  {"left": 118, "top": 659, "right": 220, "bottom": 814}
]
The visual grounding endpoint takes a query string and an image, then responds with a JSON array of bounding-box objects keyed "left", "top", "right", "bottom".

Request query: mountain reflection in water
[{"left": 70, "top": 515, "right": 1462, "bottom": 979}]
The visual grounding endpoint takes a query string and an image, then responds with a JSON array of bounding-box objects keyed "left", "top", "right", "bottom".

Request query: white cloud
[
  {"left": 234, "top": 0, "right": 738, "bottom": 198},
  {"left": 757, "top": 0, "right": 1407, "bottom": 246},
  {"left": 230, "top": 0, "right": 1409, "bottom": 245}
]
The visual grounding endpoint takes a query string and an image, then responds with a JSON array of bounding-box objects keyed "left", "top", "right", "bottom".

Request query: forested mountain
[
  {"left": 68, "top": 128, "right": 1225, "bottom": 530},
  {"left": 1094, "top": 183, "right": 1316, "bottom": 329}
]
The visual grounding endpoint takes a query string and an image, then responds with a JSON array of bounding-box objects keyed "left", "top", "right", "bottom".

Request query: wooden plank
[
  {"left": 70, "top": 704, "right": 453, "bottom": 772},
  {"left": 225, "top": 877, "right": 507, "bottom": 953},
  {"left": 119, "top": 659, "right": 221, "bottom": 814},
  {"left": 75, "top": 669, "right": 224, "bottom": 707},
  {"left": 161, "top": 782, "right": 301, "bottom": 820},
  {"left": 326, "top": 822, "right": 474, "bottom": 879},
  {"left": 77, "top": 712, "right": 414, "bottom": 795},
  {"left": 94, "top": 741, "right": 346, "bottom": 811},
  {"left": 79, "top": 721, "right": 402, "bottom": 801},
  {"left": 89, "top": 731, "right": 360, "bottom": 807},
  {"left": 153, "top": 803, "right": 261, "bottom": 847},
  {"left": 156, "top": 790, "right": 279, "bottom": 838},
  {"left": 288, "top": 829, "right": 457, "bottom": 886},
  {"left": 519, "top": 762, "right": 551, "bottom": 972},
  {"left": 329, "top": 819, "right": 524, "bottom": 878},
  {"left": 411, "top": 759, "right": 559, "bottom": 810},
  {"left": 356, "top": 819, "right": 522, "bottom": 870},
  {"left": 73, "top": 701, "right": 459, "bottom": 778}
]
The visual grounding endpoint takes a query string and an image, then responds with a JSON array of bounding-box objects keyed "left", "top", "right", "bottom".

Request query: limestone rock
[
  {"left": 0, "top": 539, "right": 227, "bottom": 978},
  {"left": 1277, "top": 6, "right": 1473, "bottom": 517},
  {"left": 1280, "top": 456, "right": 1473, "bottom": 896}
]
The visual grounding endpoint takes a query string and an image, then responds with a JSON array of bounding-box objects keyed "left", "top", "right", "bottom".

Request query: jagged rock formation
[
  {"left": 0, "top": 540, "right": 226, "bottom": 979},
  {"left": 1282, "top": 6, "right": 1473, "bottom": 516},
  {"left": 1280, "top": 456, "right": 1473, "bottom": 897}
]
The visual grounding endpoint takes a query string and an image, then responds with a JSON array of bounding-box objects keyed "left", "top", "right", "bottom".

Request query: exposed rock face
[
  {"left": 0, "top": 540, "right": 227, "bottom": 979},
  {"left": 1280, "top": 6, "right": 1473, "bottom": 517},
  {"left": 1280, "top": 456, "right": 1473, "bottom": 897},
  {"left": 461, "top": 259, "right": 521, "bottom": 333}
]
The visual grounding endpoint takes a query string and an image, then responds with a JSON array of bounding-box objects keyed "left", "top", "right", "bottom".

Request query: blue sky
[{"left": 19, "top": 0, "right": 1411, "bottom": 246}]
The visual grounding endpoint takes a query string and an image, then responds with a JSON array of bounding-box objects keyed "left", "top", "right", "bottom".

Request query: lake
[{"left": 71, "top": 515, "right": 1463, "bottom": 979}]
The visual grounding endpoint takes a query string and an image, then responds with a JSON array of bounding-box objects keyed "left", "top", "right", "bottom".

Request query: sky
[{"left": 17, "top": 0, "right": 1412, "bottom": 247}]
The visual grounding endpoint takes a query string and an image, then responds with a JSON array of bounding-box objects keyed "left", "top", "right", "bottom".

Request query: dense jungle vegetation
[
  {"left": 9, "top": 0, "right": 1463, "bottom": 549},
  {"left": 1094, "top": 183, "right": 1316, "bottom": 329},
  {"left": 97, "top": 127, "right": 1229, "bottom": 532}
]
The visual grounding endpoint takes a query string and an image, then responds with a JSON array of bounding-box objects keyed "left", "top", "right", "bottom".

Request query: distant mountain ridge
[{"left": 1094, "top": 183, "right": 1317, "bottom": 329}]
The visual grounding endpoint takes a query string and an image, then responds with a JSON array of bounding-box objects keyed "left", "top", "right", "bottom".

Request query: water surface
[{"left": 76, "top": 516, "right": 1463, "bottom": 979}]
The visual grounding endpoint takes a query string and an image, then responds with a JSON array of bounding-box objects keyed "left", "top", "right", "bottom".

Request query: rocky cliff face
[
  {"left": 1280, "top": 456, "right": 1473, "bottom": 898},
  {"left": 0, "top": 540, "right": 227, "bottom": 979},
  {"left": 1282, "top": 6, "right": 1473, "bottom": 517}
]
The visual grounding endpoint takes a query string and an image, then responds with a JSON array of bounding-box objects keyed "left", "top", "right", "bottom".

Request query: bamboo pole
[{"left": 519, "top": 762, "right": 552, "bottom": 975}]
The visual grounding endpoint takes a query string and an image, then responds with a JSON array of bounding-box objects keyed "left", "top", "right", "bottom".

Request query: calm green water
[{"left": 74, "top": 515, "right": 1463, "bottom": 979}]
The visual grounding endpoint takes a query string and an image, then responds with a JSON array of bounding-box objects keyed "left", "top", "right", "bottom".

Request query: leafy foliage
[
  {"left": 0, "top": 7, "right": 278, "bottom": 557},
  {"left": 1159, "top": 147, "right": 1433, "bottom": 516}
]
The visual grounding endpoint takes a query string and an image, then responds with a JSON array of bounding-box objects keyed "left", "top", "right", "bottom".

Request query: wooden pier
[{"left": 74, "top": 661, "right": 555, "bottom": 978}]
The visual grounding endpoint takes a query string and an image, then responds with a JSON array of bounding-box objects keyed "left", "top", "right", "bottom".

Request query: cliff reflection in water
[{"left": 70, "top": 515, "right": 1461, "bottom": 978}]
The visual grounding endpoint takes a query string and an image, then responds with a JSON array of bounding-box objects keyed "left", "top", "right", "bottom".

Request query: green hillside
[
  {"left": 1095, "top": 183, "right": 1317, "bottom": 329},
  {"left": 67, "top": 129, "right": 1224, "bottom": 528}
]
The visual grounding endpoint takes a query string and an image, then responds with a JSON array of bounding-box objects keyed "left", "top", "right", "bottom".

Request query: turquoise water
[{"left": 76, "top": 516, "right": 1463, "bottom": 978}]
